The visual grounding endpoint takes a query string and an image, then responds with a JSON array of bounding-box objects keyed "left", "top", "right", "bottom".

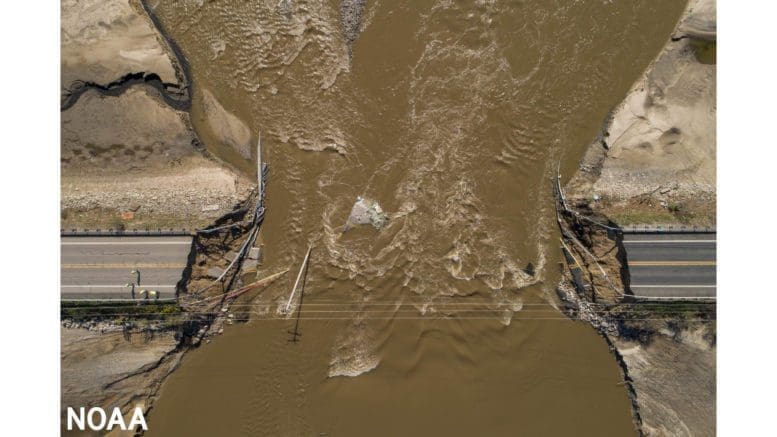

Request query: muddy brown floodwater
[{"left": 146, "top": 0, "right": 685, "bottom": 435}]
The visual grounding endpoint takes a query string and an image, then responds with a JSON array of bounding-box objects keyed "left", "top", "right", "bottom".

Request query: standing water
[{"left": 146, "top": 0, "right": 685, "bottom": 435}]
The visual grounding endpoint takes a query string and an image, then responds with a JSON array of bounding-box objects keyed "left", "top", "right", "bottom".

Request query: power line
[{"left": 64, "top": 300, "right": 716, "bottom": 310}]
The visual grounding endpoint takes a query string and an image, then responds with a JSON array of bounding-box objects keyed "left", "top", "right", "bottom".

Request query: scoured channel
[{"left": 144, "top": 0, "right": 687, "bottom": 435}]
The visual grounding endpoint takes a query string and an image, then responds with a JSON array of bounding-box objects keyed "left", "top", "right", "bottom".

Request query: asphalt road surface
[
  {"left": 61, "top": 236, "right": 192, "bottom": 300},
  {"left": 623, "top": 233, "right": 716, "bottom": 299}
]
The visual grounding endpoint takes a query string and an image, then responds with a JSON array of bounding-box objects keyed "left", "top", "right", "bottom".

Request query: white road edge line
[
  {"left": 61, "top": 241, "right": 191, "bottom": 245},
  {"left": 61, "top": 299, "right": 178, "bottom": 302},
  {"left": 624, "top": 240, "right": 716, "bottom": 244},
  {"left": 630, "top": 296, "right": 716, "bottom": 300},
  {"left": 631, "top": 285, "right": 716, "bottom": 288},
  {"left": 60, "top": 285, "right": 176, "bottom": 288}
]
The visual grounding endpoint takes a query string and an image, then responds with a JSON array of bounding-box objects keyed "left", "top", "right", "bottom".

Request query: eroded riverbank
[
  {"left": 59, "top": 0, "right": 706, "bottom": 434},
  {"left": 555, "top": 2, "right": 717, "bottom": 434},
  {"left": 141, "top": 0, "right": 689, "bottom": 435},
  {"left": 59, "top": 0, "right": 260, "bottom": 425},
  {"left": 60, "top": 0, "right": 253, "bottom": 231}
]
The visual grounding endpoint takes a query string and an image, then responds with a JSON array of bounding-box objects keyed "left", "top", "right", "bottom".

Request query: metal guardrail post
[
  {"left": 619, "top": 224, "right": 716, "bottom": 235},
  {"left": 61, "top": 228, "right": 193, "bottom": 237}
]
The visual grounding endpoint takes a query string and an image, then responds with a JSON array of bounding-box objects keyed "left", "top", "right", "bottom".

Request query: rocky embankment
[
  {"left": 558, "top": 1, "right": 717, "bottom": 436},
  {"left": 341, "top": 0, "right": 367, "bottom": 56}
]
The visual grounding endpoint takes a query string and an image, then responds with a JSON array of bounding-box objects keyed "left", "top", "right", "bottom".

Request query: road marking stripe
[
  {"left": 624, "top": 240, "right": 716, "bottom": 244},
  {"left": 61, "top": 263, "right": 186, "bottom": 269},
  {"left": 630, "top": 296, "right": 716, "bottom": 300},
  {"left": 60, "top": 298, "right": 178, "bottom": 302},
  {"left": 61, "top": 285, "right": 176, "bottom": 288},
  {"left": 62, "top": 241, "right": 191, "bottom": 246},
  {"left": 631, "top": 285, "right": 716, "bottom": 288},
  {"left": 629, "top": 260, "right": 716, "bottom": 266}
]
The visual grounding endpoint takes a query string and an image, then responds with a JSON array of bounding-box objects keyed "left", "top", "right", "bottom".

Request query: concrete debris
[
  {"left": 242, "top": 259, "right": 258, "bottom": 271},
  {"left": 346, "top": 196, "right": 388, "bottom": 230},
  {"left": 206, "top": 267, "right": 223, "bottom": 279}
]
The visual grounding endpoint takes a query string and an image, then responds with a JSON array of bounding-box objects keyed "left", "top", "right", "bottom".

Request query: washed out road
[
  {"left": 623, "top": 232, "right": 716, "bottom": 299},
  {"left": 61, "top": 236, "right": 192, "bottom": 300}
]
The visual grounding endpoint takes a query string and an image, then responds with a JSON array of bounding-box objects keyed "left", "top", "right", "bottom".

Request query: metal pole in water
[
  {"left": 284, "top": 246, "right": 311, "bottom": 315},
  {"left": 257, "top": 133, "right": 262, "bottom": 193}
]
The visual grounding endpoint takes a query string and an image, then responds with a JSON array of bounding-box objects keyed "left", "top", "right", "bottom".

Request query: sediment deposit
[
  {"left": 567, "top": 0, "right": 716, "bottom": 227},
  {"left": 560, "top": 2, "right": 717, "bottom": 435},
  {"left": 61, "top": 0, "right": 178, "bottom": 87}
]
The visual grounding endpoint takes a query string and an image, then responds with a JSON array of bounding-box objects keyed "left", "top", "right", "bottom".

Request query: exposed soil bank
[
  {"left": 60, "top": 326, "right": 184, "bottom": 435},
  {"left": 566, "top": 0, "right": 716, "bottom": 228},
  {"left": 615, "top": 330, "right": 715, "bottom": 436},
  {"left": 60, "top": 0, "right": 253, "bottom": 231},
  {"left": 59, "top": 0, "right": 260, "bottom": 428},
  {"left": 61, "top": 0, "right": 178, "bottom": 86},
  {"left": 557, "top": 2, "right": 717, "bottom": 435},
  {"left": 60, "top": 195, "right": 265, "bottom": 435},
  {"left": 61, "top": 87, "right": 253, "bottom": 230},
  {"left": 556, "top": 231, "right": 716, "bottom": 436},
  {"left": 61, "top": 0, "right": 193, "bottom": 110},
  {"left": 61, "top": 71, "right": 189, "bottom": 111}
]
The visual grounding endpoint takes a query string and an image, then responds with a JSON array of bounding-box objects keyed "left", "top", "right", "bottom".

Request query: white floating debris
[{"left": 346, "top": 196, "right": 387, "bottom": 230}]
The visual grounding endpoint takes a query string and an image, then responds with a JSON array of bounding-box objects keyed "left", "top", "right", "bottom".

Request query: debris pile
[{"left": 345, "top": 196, "right": 387, "bottom": 230}]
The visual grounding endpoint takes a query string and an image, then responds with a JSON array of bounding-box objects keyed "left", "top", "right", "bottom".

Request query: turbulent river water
[{"left": 146, "top": 0, "right": 685, "bottom": 435}]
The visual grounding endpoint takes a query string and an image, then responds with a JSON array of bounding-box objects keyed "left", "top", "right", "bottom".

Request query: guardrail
[
  {"left": 60, "top": 298, "right": 179, "bottom": 303},
  {"left": 61, "top": 229, "right": 194, "bottom": 237},
  {"left": 621, "top": 225, "right": 716, "bottom": 234}
]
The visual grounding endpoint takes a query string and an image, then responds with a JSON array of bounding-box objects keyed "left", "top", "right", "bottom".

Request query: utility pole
[
  {"left": 283, "top": 246, "right": 311, "bottom": 315},
  {"left": 287, "top": 324, "right": 302, "bottom": 343},
  {"left": 257, "top": 132, "right": 262, "bottom": 192}
]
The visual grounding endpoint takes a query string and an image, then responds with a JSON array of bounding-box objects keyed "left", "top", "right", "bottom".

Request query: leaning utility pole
[
  {"left": 283, "top": 246, "right": 312, "bottom": 315},
  {"left": 257, "top": 132, "right": 262, "bottom": 190}
]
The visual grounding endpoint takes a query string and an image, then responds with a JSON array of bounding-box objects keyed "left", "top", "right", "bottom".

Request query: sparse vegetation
[
  {"left": 60, "top": 206, "right": 205, "bottom": 231},
  {"left": 61, "top": 300, "right": 182, "bottom": 323},
  {"left": 610, "top": 211, "right": 678, "bottom": 226}
]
